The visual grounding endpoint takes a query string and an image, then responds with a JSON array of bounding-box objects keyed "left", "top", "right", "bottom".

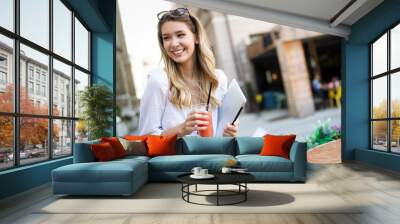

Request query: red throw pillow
[
  {"left": 124, "top": 135, "right": 148, "bottom": 141},
  {"left": 91, "top": 142, "right": 118, "bottom": 161},
  {"left": 101, "top": 137, "right": 127, "bottom": 158},
  {"left": 146, "top": 135, "right": 177, "bottom": 157},
  {"left": 259, "top": 134, "right": 296, "bottom": 159}
]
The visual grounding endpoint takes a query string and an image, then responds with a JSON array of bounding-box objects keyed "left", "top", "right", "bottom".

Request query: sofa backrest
[
  {"left": 74, "top": 137, "right": 271, "bottom": 161},
  {"left": 235, "top": 137, "right": 263, "bottom": 155},
  {"left": 73, "top": 139, "right": 100, "bottom": 163},
  {"left": 177, "top": 136, "right": 236, "bottom": 155}
]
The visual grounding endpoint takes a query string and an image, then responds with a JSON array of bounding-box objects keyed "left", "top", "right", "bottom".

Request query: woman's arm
[
  {"left": 161, "top": 111, "right": 209, "bottom": 137},
  {"left": 160, "top": 124, "right": 184, "bottom": 137},
  {"left": 138, "top": 73, "right": 167, "bottom": 135}
]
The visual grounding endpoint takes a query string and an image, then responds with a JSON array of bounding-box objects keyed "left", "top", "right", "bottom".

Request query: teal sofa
[{"left": 52, "top": 137, "right": 306, "bottom": 196}]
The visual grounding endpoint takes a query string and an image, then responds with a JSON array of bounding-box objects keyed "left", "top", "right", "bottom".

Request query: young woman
[{"left": 139, "top": 8, "right": 239, "bottom": 137}]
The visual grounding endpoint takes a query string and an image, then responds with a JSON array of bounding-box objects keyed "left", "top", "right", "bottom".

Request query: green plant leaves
[
  {"left": 306, "top": 118, "right": 341, "bottom": 149},
  {"left": 79, "top": 84, "right": 113, "bottom": 140}
]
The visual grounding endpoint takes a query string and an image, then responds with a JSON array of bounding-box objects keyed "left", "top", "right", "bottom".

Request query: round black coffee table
[{"left": 177, "top": 173, "right": 255, "bottom": 206}]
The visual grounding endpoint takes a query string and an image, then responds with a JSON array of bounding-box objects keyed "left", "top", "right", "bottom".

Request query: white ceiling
[{"left": 169, "top": 0, "right": 384, "bottom": 38}]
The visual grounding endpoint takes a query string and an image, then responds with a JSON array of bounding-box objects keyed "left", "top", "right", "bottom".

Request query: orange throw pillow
[
  {"left": 146, "top": 135, "right": 177, "bottom": 157},
  {"left": 91, "top": 142, "right": 117, "bottom": 161},
  {"left": 124, "top": 135, "right": 148, "bottom": 141},
  {"left": 101, "top": 137, "right": 126, "bottom": 158},
  {"left": 260, "top": 134, "right": 296, "bottom": 159}
]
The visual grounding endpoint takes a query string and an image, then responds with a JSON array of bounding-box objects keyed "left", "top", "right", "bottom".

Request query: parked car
[{"left": 8, "top": 150, "right": 32, "bottom": 160}]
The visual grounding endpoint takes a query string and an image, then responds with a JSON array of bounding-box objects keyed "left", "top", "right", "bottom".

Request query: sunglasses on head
[{"left": 157, "top": 8, "right": 190, "bottom": 20}]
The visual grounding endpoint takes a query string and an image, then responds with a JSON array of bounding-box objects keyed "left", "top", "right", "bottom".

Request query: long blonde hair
[{"left": 157, "top": 10, "right": 219, "bottom": 109}]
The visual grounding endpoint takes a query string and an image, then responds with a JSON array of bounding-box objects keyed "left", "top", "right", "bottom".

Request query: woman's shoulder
[
  {"left": 146, "top": 68, "right": 169, "bottom": 90},
  {"left": 215, "top": 69, "right": 228, "bottom": 87}
]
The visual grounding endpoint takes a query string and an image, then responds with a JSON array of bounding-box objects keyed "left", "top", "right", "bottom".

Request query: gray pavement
[{"left": 238, "top": 108, "right": 341, "bottom": 141}]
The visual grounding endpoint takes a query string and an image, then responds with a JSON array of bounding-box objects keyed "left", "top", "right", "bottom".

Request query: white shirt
[{"left": 139, "top": 68, "right": 228, "bottom": 136}]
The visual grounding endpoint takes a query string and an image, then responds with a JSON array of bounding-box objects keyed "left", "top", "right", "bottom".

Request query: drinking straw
[{"left": 206, "top": 83, "right": 212, "bottom": 111}]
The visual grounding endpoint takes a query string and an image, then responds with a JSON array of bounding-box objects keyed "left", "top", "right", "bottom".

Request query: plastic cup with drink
[{"left": 191, "top": 103, "right": 213, "bottom": 137}]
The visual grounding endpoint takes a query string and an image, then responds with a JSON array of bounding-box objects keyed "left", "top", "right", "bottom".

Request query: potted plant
[
  {"left": 306, "top": 118, "right": 341, "bottom": 149},
  {"left": 79, "top": 84, "right": 113, "bottom": 140},
  {"left": 306, "top": 118, "right": 341, "bottom": 163}
]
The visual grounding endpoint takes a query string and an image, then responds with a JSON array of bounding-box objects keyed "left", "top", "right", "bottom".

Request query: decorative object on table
[
  {"left": 225, "top": 159, "right": 239, "bottom": 168},
  {"left": 79, "top": 84, "right": 113, "bottom": 140},
  {"left": 191, "top": 167, "right": 202, "bottom": 176},
  {"left": 220, "top": 159, "right": 240, "bottom": 173},
  {"left": 221, "top": 167, "right": 232, "bottom": 173},
  {"left": 306, "top": 118, "right": 341, "bottom": 149},
  {"left": 190, "top": 167, "right": 214, "bottom": 179},
  {"left": 189, "top": 173, "right": 215, "bottom": 179},
  {"left": 222, "top": 167, "right": 248, "bottom": 174},
  {"left": 231, "top": 168, "right": 249, "bottom": 173}
]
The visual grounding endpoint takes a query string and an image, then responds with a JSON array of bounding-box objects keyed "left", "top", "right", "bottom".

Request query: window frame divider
[{"left": 0, "top": 0, "right": 92, "bottom": 171}]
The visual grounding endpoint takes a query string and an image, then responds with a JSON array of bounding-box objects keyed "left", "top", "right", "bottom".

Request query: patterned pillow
[{"left": 118, "top": 138, "right": 147, "bottom": 156}]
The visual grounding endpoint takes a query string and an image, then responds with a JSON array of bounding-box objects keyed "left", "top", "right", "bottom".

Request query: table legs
[
  {"left": 216, "top": 184, "right": 219, "bottom": 206},
  {"left": 181, "top": 183, "right": 249, "bottom": 206}
]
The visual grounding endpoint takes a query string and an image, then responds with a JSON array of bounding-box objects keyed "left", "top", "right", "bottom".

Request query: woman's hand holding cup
[
  {"left": 179, "top": 110, "right": 209, "bottom": 137},
  {"left": 191, "top": 103, "right": 213, "bottom": 137}
]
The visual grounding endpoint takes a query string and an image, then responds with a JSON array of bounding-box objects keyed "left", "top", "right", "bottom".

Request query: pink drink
[
  {"left": 192, "top": 103, "right": 213, "bottom": 137},
  {"left": 198, "top": 111, "right": 213, "bottom": 137}
]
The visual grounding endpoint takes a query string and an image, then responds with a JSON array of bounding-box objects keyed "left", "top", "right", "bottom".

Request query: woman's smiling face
[{"left": 161, "top": 21, "right": 198, "bottom": 64}]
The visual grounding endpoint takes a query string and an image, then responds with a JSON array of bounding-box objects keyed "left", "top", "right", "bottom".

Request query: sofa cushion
[
  {"left": 73, "top": 139, "right": 100, "bottom": 163},
  {"left": 101, "top": 137, "right": 127, "bottom": 158},
  {"left": 115, "top": 155, "right": 150, "bottom": 164},
  {"left": 148, "top": 154, "right": 235, "bottom": 172},
  {"left": 146, "top": 135, "right": 177, "bottom": 157},
  {"left": 260, "top": 134, "right": 296, "bottom": 159},
  {"left": 236, "top": 137, "right": 263, "bottom": 155},
  {"left": 91, "top": 142, "right": 118, "bottom": 161},
  {"left": 118, "top": 138, "right": 147, "bottom": 156},
  {"left": 52, "top": 158, "right": 147, "bottom": 183},
  {"left": 179, "top": 136, "right": 235, "bottom": 155},
  {"left": 236, "top": 137, "right": 264, "bottom": 155},
  {"left": 236, "top": 155, "right": 293, "bottom": 172}
]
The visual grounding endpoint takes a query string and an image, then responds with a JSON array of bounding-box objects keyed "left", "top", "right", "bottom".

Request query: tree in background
[
  {"left": 0, "top": 85, "right": 14, "bottom": 149},
  {"left": 0, "top": 84, "right": 59, "bottom": 151},
  {"left": 79, "top": 84, "right": 113, "bottom": 140},
  {"left": 372, "top": 99, "right": 400, "bottom": 143},
  {"left": 372, "top": 99, "right": 387, "bottom": 139},
  {"left": 76, "top": 119, "right": 87, "bottom": 141}
]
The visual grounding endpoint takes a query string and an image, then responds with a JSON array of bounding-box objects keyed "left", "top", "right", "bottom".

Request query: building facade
[
  {"left": 115, "top": 6, "right": 140, "bottom": 135},
  {"left": 183, "top": 6, "right": 341, "bottom": 117},
  {"left": 0, "top": 41, "right": 76, "bottom": 158}
]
